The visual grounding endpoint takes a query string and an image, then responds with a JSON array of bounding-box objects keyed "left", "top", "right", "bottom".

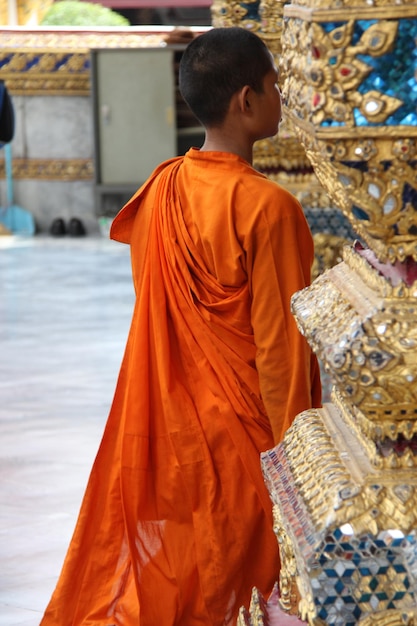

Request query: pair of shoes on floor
[{"left": 50, "top": 217, "right": 86, "bottom": 237}]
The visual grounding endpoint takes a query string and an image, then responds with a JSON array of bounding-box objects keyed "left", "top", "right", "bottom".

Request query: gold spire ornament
[{"left": 1, "top": 0, "right": 53, "bottom": 25}]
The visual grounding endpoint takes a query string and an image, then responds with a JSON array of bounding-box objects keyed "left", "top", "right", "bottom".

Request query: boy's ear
[{"left": 237, "top": 85, "right": 251, "bottom": 113}]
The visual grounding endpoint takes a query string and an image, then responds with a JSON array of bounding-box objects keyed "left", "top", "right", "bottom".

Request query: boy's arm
[{"left": 247, "top": 195, "right": 321, "bottom": 444}]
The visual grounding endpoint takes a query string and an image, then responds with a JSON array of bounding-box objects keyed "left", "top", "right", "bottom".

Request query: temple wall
[{"left": 5, "top": 94, "right": 95, "bottom": 232}]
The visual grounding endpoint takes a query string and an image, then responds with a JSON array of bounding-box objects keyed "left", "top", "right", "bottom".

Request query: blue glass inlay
[
  {"left": 0, "top": 51, "right": 90, "bottom": 73},
  {"left": 393, "top": 563, "right": 407, "bottom": 573},
  {"left": 318, "top": 607, "right": 328, "bottom": 620},
  {"left": 351, "top": 19, "right": 377, "bottom": 44},
  {"left": 321, "top": 119, "right": 345, "bottom": 127},
  {"left": 311, "top": 534, "right": 417, "bottom": 626},
  {"left": 25, "top": 56, "right": 39, "bottom": 70},
  {"left": 239, "top": 1, "right": 260, "bottom": 20},
  {"left": 393, "top": 590, "right": 406, "bottom": 600},
  {"left": 0, "top": 54, "right": 13, "bottom": 69},
  {"left": 341, "top": 568, "right": 355, "bottom": 578},
  {"left": 353, "top": 111, "right": 368, "bottom": 126},
  {"left": 322, "top": 21, "right": 347, "bottom": 33},
  {"left": 376, "top": 591, "right": 388, "bottom": 600},
  {"left": 343, "top": 595, "right": 355, "bottom": 604},
  {"left": 403, "top": 183, "right": 417, "bottom": 208},
  {"left": 324, "top": 544, "right": 336, "bottom": 552},
  {"left": 333, "top": 527, "right": 343, "bottom": 540},
  {"left": 353, "top": 606, "right": 362, "bottom": 620},
  {"left": 323, "top": 567, "right": 339, "bottom": 578},
  {"left": 359, "top": 593, "right": 372, "bottom": 602},
  {"left": 316, "top": 18, "right": 417, "bottom": 127},
  {"left": 375, "top": 591, "right": 388, "bottom": 600},
  {"left": 340, "top": 160, "right": 368, "bottom": 172},
  {"left": 402, "top": 113, "right": 417, "bottom": 124},
  {"left": 56, "top": 54, "right": 70, "bottom": 70},
  {"left": 352, "top": 206, "right": 370, "bottom": 221}
]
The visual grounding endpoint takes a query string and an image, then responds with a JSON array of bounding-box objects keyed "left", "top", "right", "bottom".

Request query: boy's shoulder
[
  {"left": 110, "top": 156, "right": 184, "bottom": 243},
  {"left": 239, "top": 168, "right": 302, "bottom": 212}
]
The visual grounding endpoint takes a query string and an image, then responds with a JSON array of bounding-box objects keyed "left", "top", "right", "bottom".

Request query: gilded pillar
[
  {"left": 0, "top": 0, "right": 53, "bottom": 25},
  {"left": 239, "top": 2, "right": 417, "bottom": 625}
]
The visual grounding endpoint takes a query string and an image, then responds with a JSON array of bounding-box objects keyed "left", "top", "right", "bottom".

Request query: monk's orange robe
[{"left": 41, "top": 149, "right": 321, "bottom": 626}]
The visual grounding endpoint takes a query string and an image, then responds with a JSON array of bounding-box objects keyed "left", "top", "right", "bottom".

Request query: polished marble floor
[{"left": 0, "top": 234, "right": 135, "bottom": 626}]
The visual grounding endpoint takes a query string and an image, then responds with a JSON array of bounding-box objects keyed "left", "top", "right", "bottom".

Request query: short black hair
[{"left": 179, "top": 27, "right": 273, "bottom": 128}]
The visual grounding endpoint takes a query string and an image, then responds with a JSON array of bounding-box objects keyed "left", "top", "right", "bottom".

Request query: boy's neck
[{"left": 201, "top": 129, "right": 254, "bottom": 165}]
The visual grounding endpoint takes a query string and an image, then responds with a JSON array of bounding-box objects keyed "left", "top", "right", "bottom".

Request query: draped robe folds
[{"left": 41, "top": 149, "right": 321, "bottom": 626}]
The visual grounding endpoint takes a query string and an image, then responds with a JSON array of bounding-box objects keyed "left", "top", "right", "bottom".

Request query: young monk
[{"left": 41, "top": 27, "right": 321, "bottom": 626}]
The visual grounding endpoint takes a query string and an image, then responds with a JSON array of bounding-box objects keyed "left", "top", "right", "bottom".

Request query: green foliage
[{"left": 40, "top": 0, "right": 130, "bottom": 26}]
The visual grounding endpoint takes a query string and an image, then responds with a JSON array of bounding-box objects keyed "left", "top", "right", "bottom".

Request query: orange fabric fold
[{"left": 41, "top": 149, "right": 320, "bottom": 626}]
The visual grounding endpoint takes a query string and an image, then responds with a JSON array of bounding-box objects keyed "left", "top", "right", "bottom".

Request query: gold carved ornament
[
  {"left": 238, "top": 5, "right": 417, "bottom": 626},
  {"left": 281, "top": 16, "right": 417, "bottom": 263}
]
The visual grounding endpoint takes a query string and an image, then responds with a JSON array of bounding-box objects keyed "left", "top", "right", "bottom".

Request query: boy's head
[{"left": 179, "top": 27, "right": 275, "bottom": 128}]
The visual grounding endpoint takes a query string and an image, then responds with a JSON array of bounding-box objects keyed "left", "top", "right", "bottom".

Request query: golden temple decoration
[
  {"left": 0, "top": 29, "right": 177, "bottom": 96},
  {"left": 0, "top": 158, "right": 93, "bottom": 181},
  {"left": 272, "top": 503, "right": 301, "bottom": 614},
  {"left": 253, "top": 128, "right": 310, "bottom": 173},
  {"left": 0, "top": 29, "right": 168, "bottom": 50},
  {"left": 282, "top": 18, "right": 401, "bottom": 128},
  {"left": 359, "top": 609, "right": 417, "bottom": 626},
  {"left": 211, "top": 0, "right": 263, "bottom": 33},
  {"left": 0, "top": 50, "right": 91, "bottom": 96},
  {"left": 284, "top": 1, "right": 417, "bottom": 12},
  {"left": 294, "top": 248, "right": 417, "bottom": 444},
  {"left": 258, "top": 0, "right": 284, "bottom": 55},
  {"left": 238, "top": 1, "right": 417, "bottom": 625},
  {"left": 0, "top": 0, "right": 53, "bottom": 25},
  {"left": 281, "top": 9, "right": 417, "bottom": 264},
  {"left": 237, "top": 587, "right": 270, "bottom": 626},
  {"left": 252, "top": 119, "right": 326, "bottom": 204},
  {"left": 312, "top": 233, "right": 349, "bottom": 279}
]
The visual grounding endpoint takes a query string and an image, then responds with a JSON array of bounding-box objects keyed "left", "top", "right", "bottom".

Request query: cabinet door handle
[
  {"left": 101, "top": 104, "right": 111, "bottom": 125},
  {"left": 166, "top": 106, "right": 174, "bottom": 127}
]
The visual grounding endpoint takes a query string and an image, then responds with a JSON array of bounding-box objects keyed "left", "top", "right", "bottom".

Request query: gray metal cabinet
[{"left": 91, "top": 46, "right": 203, "bottom": 215}]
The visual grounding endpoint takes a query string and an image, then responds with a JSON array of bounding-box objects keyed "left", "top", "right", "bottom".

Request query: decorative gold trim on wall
[{"left": 0, "top": 158, "right": 94, "bottom": 181}]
